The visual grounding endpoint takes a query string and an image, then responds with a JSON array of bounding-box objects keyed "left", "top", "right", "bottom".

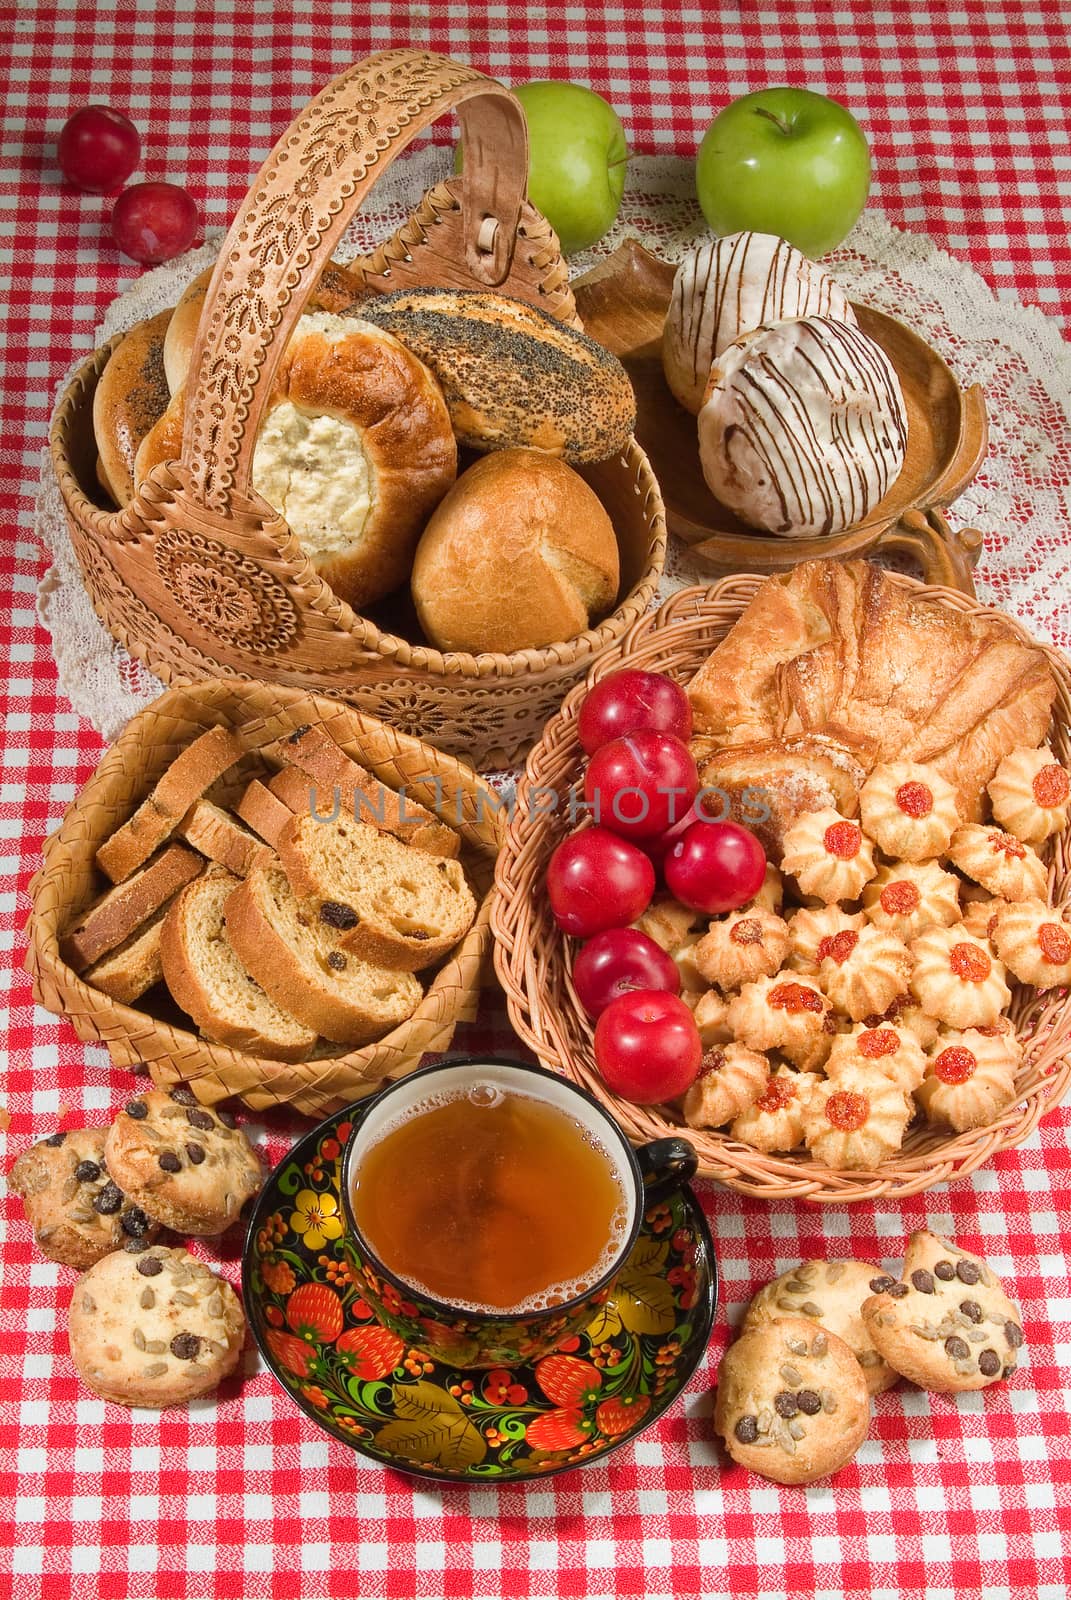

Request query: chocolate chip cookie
[
  {"left": 9, "top": 1127, "right": 161, "bottom": 1268},
  {"left": 714, "top": 1315, "right": 870, "bottom": 1485},
  {"left": 103, "top": 1088, "right": 263, "bottom": 1235},
  {"left": 68, "top": 1245, "right": 245, "bottom": 1407},
  {"left": 742, "top": 1259, "right": 898, "bottom": 1395},
  {"left": 861, "top": 1229, "right": 1024, "bottom": 1393}
]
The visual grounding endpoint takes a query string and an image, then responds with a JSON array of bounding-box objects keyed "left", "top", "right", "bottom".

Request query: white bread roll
[
  {"left": 410, "top": 449, "right": 620, "bottom": 654},
  {"left": 662, "top": 233, "right": 857, "bottom": 415},
  {"left": 698, "top": 316, "right": 908, "bottom": 538},
  {"left": 136, "top": 312, "right": 457, "bottom": 611}
]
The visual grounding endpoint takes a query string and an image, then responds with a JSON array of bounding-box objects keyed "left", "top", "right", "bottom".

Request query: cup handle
[{"left": 635, "top": 1137, "right": 698, "bottom": 1203}]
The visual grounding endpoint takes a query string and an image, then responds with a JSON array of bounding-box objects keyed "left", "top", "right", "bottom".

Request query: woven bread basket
[
  {"left": 47, "top": 49, "right": 666, "bottom": 771},
  {"left": 27, "top": 678, "right": 500, "bottom": 1119},
  {"left": 491, "top": 575, "right": 1071, "bottom": 1202}
]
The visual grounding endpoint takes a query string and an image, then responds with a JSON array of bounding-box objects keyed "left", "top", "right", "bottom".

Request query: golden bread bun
[
  {"left": 136, "top": 312, "right": 456, "bottom": 611},
  {"left": 410, "top": 449, "right": 620, "bottom": 654},
  {"left": 92, "top": 308, "right": 173, "bottom": 506},
  {"left": 357, "top": 287, "right": 636, "bottom": 463},
  {"left": 163, "top": 258, "right": 368, "bottom": 395}
]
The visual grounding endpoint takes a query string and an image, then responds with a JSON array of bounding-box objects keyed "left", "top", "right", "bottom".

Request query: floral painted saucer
[{"left": 243, "top": 1102, "right": 718, "bottom": 1483}]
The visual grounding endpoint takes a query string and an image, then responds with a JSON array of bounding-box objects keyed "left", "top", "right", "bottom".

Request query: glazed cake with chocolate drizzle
[
  {"left": 662, "top": 231, "right": 858, "bottom": 414},
  {"left": 697, "top": 314, "right": 908, "bottom": 537}
]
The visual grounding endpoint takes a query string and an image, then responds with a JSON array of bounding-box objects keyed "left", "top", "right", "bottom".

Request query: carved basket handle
[{"left": 180, "top": 50, "right": 528, "bottom": 512}]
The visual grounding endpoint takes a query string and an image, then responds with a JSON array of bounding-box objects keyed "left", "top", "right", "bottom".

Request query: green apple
[
  {"left": 458, "top": 81, "right": 627, "bottom": 255},
  {"left": 696, "top": 87, "right": 871, "bottom": 257}
]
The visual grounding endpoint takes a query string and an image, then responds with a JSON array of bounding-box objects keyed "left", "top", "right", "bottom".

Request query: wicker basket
[
  {"left": 47, "top": 50, "right": 666, "bottom": 770},
  {"left": 27, "top": 678, "right": 501, "bottom": 1119},
  {"left": 492, "top": 576, "right": 1071, "bottom": 1202}
]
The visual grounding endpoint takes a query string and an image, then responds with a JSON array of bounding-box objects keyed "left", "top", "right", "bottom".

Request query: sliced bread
[
  {"left": 265, "top": 724, "right": 461, "bottom": 858},
  {"left": 225, "top": 860, "right": 423, "bottom": 1047},
  {"left": 97, "top": 726, "right": 245, "bottom": 883},
  {"left": 180, "top": 799, "right": 264, "bottom": 878},
  {"left": 235, "top": 778, "right": 295, "bottom": 849},
  {"left": 83, "top": 906, "right": 168, "bottom": 1004},
  {"left": 60, "top": 843, "right": 203, "bottom": 973},
  {"left": 160, "top": 867, "right": 317, "bottom": 1061},
  {"left": 267, "top": 764, "right": 339, "bottom": 817},
  {"left": 275, "top": 812, "right": 476, "bottom": 972}
]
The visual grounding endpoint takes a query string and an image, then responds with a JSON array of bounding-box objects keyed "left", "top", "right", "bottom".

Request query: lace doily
[{"left": 35, "top": 149, "right": 1071, "bottom": 749}]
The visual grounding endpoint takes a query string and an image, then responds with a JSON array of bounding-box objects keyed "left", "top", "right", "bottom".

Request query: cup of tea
[{"left": 340, "top": 1056, "right": 697, "bottom": 1369}]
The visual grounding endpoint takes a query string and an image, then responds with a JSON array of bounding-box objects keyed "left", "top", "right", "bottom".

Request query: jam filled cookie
[
  {"left": 633, "top": 898, "right": 709, "bottom": 1003},
  {"left": 858, "top": 762, "right": 960, "bottom": 862},
  {"left": 862, "top": 859, "right": 962, "bottom": 943},
  {"left": 825, "top": 1021, "right": 927, "bottom": 1094},
  {"left": 786, "top": 906, "right": 866, "bottom": 976},
  {"left": 68, "top": 1245, "right": 245, "bottom": 1408},
  {"left": 631, "top": 897, "right": 704, "bottom": 953},
  {"left": 748, "top": 863, "right": 784, "bottom": 915},
  {"left": 817, "top": 924, "right": 911, "bottom": 1021},
  {"left": 10, "top": 1127, "right": 161, "bottom": 1269},
  {"left": 990, "top": 899, "right": 1071, "bottom": 988},
  {"left": 726, "top": 973, "right": 836, "bottom": 1071},
  {"left": 803, "top": 1066, "right": 912, "bottom": 1169},
  {"left": 693, "top": 906, "right": 790, "bottom": 992},
  {"left": 915, "top": 1028, "right": 1022, "bottom": 1132},
  {"left": 728, "top": 1067, "right": 822, "bottom": 1152},
  {"left": 681, "top": 1043, "right": 770, "bottom": 1131},
  {"left": 909, "top": 924, "right": 1012, "bottom": 1029},
  {"left": 714, "top": 1315, "right": 870, "bottom": 1485},
  {"left": 103, "top": 1088, "right": 263, "bottom": 1236},
  {"left": 742, "top": 1260, "right": 898, "bottom": 1396},
  {"left": 861, "top": 1231, "right": 1024, "bottom": 1393},
  {"left": 781, "top": 809, "right": 877, "bottom": 904},
  {"left": 988, "top": 745, "right": 1070, "bottom": 846},
  {"left": 860, "top": 995, "right": 940, "bottom": 1051},
  {"left": 692, "top": 988, "right": 731, "bottom": 1045},
  {"left": 946, "top": 824, "right": 1048, "bottom": 903},
  {"left": 958, "top": 893, "right": 1011, "bottom": 943}
]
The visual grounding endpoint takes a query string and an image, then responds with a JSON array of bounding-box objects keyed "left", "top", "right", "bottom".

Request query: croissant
[{"left": 687, "top": 561, "right": 1057, "bottom": 822}]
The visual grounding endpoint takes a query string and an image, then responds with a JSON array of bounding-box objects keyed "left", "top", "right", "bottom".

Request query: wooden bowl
[
  {"left": 572, "top": 240, "right": 988, "bottom": 595},
  {"left": 491, "top": 575, "right": 1071, "bottom": 1203}
]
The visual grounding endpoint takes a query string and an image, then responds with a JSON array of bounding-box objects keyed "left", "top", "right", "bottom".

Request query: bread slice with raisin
[
  {"left": 224, "top": 859, "right": 422, "bottom": 1047},
  {"left": 97, "top": 726, "right": 245, "bottom": 883},
  {"left": 235, "top": 778, "right": 294, "bottom": 848},
  {"left": 275, "top": 813, "right": 476, "bottom": 972},
  {"left": 265, "top": 724, "right": 460, "bottom": 858},
  {"left": 179, "top": 799, "right": 263, "bottom": 878},
  {"left": 60, "top": 842, "right": 203, "bottom": 972},
  {"left": 160, "top": 867, "right": 316, "bottom": 1061},
  {"left": 83, "top": 907, "right": 169, "bottom": 1005}
]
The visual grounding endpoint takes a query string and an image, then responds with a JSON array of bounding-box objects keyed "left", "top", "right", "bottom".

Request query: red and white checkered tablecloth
[{"left": 2, "top": 4, "right": 1070, "bottom": 1597}]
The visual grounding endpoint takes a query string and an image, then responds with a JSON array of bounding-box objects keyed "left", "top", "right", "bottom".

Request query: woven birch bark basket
[
  {"left": 26, "top": 678, "right": 501, "bottom": 1118},
  {"left": 491, "top": 575, "right": 1071, "bottom": 1202},
  {"left": 46, "top": 49, "right": 666, "bottom": 771}
]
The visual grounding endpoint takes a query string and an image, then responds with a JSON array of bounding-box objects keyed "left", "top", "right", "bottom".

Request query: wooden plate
[{"left": 573, "top": 239, "right": 988, "bottom": 594}]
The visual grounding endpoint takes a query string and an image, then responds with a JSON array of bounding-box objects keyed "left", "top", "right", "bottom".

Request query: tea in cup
[{"left": 341, "top": 1056, "right": 696, "bottom": 1368}]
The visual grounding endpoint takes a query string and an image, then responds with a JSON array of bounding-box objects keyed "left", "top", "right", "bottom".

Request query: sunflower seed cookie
[
  {"left": 742, "top": 1260, "right": 898, "bottom": 1395},
  {"left": 714, "top": 1315, "right": 870, "bottom": 1485},
  {"left": 103, "top": 1088, "right": 263, "bottom": 1236},
  {"left": 9, "top": 1127, "right": 161, "bottom": 1268},
  {"left": 68, "top": 1245, "right": 245, "bottom": 1407},
  {"left": 860, "top": 1230, "right": 1024, "bottom": 1393}
]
